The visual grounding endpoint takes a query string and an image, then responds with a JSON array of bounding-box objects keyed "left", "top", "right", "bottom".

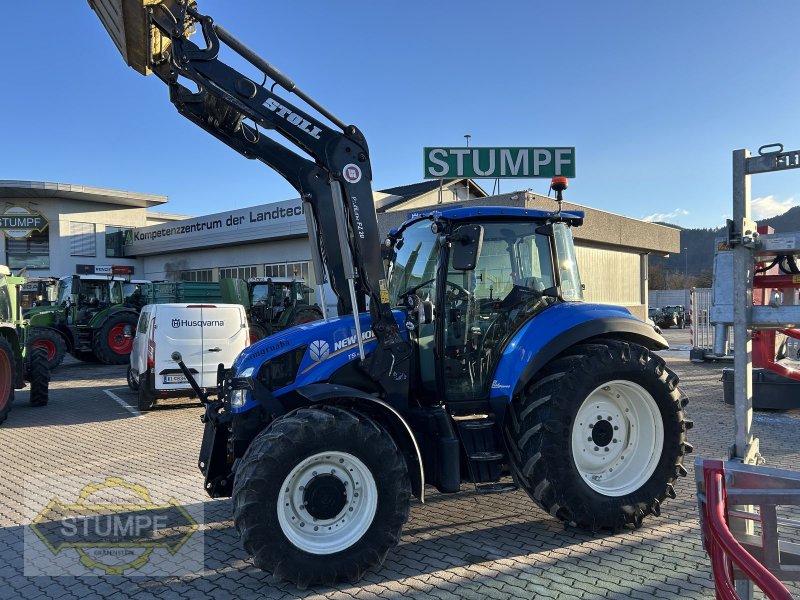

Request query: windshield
[
  {"left": 387, "top": 221, "right": 441, "bottom": 304},
  {"left": 553, "top": 223, "right": 583, "bottom": 301},
  {"left": 0, "top": 277, "right": 11, "bottom": 322},
  {"left": 56, "top": 278, "right": 73, "bottom": 305}
]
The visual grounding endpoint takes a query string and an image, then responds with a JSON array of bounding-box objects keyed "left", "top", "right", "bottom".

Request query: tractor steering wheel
[{"left": 445, "top": 280, "right": 471, "bottom": 302}]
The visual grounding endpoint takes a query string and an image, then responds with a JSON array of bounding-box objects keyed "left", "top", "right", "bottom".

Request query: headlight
[
  {"left": 239, "top": 366, "right": 255, "bottom": 378},
  {"left": 230, "top": 389, "right": 247, "bottom": 408}
]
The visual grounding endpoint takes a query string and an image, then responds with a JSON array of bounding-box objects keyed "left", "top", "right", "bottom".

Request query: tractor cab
[
  {"left": 56, "top": 276, "right": 125, "bottom": 325},
  {"left": 386, "top": 207, "right": 585, "bottom": 404}
]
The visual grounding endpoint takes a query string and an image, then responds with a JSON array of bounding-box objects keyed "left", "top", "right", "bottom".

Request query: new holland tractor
[
  {"left": 90, "top": 0, "right": 692, "bottom": 587},
  {"left": 26, "top": 275, "right": 140, "bottom": 369},
  {"left": 0, "top": 266, "right": 50, "bottom": 425}
]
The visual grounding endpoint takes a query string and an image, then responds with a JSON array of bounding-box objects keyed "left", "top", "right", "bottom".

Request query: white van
[{"left": 128, "top": 303, "right": 249, "bottom": 411}]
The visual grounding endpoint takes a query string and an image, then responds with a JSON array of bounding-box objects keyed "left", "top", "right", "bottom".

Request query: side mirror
[{"left": 451, "top": 224, "right": 484, "bottom": 271}]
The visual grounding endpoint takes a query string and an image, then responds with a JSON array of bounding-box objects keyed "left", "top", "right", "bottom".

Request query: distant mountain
[{"left": 649, "top": 205, "right": 800, "bottom": 277}]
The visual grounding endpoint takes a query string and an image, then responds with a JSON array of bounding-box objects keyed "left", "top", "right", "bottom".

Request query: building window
[
  {"left": 5, "top": 227, "right": 50, "bottom": 270},
  {"left": 106, "top": 226, "right": 132, "bottom": 258},
  {"left": 70, "top": 222, "right": 96, "bottom": 257},
  {"left": 179, "top": 269, "right": 213, "bottom": 282},
  {"left": 264, "top": 261, "right": 310, "bottom": 281},
  {"left": 219, "top": 265, "right": 259, "bottom": 281}
]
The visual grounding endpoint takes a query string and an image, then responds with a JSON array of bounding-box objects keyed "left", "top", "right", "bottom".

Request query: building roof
[
  {"left": 376, "top": 178, "right": 488, "bottom": 212},
  {"left": 0, "top": 180, "right": 167, "bottom": 208}
]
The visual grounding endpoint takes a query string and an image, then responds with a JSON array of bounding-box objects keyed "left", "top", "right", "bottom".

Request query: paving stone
[{"left": 1, "top": 351, "right": 799, "bottom": 599}]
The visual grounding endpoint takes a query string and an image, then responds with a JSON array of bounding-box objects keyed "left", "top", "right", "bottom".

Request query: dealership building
[{"left": 0, "top": 178, "right": 678, "bottom": 320}]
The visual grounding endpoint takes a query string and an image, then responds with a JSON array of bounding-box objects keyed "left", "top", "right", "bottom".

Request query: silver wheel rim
[
  {"left": 277, "top": 451, "right": 377, "bottom": 554},
  {"left": 571, "top": 380, "right": 664, "bottom": 497}
]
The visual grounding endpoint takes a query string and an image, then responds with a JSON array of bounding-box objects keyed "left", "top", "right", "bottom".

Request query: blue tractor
[{"left": 91, "top": 0, "right": 692, "bottom": 587}]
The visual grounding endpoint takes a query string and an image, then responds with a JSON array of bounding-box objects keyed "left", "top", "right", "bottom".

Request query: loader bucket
[{"left": 86, "top": 0, "right": 183, "bottom": 76}]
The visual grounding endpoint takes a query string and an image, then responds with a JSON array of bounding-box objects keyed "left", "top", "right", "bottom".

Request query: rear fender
[
  {"left": 89, "top": 306, "right": 138, "bottom": 329},
  {"left": 296, "top": 383, "right": 425, "bottom": 502},
  {"left": 489, "top": 304, "right": 667, "bottom": 424}
]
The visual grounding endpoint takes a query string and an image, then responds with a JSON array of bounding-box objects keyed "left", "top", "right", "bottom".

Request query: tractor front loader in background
[{"left": 88, "top": 0, "right": 693, "bottom": 587}]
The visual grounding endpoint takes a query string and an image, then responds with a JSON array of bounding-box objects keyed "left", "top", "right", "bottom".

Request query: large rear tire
[
  {"left": 504, "top": 339, "right": 693, "bottom": 531},
  {"left": 94, "top": 314, "right": 138, "bottom": 365},
  {"left": 28, "top": 347, "right": 50, "bottom": 407},
  {"left": 27, "top": 328, "right": 67, "bottom": 371},
  {"left": 233, "top": 405, "right": 411, "bottom": 588},
  {"left": 293, "top": 308, "right": 322, "bottom": 326},
  {"left": 0, "top": 336, "right": 16, "bottom": 425},
  {"left": 248, "top": 323, "right": 268, "bottom": 344}
]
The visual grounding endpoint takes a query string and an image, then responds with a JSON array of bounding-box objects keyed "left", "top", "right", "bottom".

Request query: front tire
[
  {"left": 27, "top": 328, "right": 67, "bottom": 371},
  {"left": 0, "top": 336, "right": 16, "bottom": 425},
  {"left": 127, "top": 365, "right": 139, "bottom": 391},
  {"left": 233, "top": 405, "right": 411, "bottom": 588},
  {"left": 504, "top": 339, "right": 692, "bottom": 530},
  {"left": 137, "top": 370, "right": 155, "bottom": 411},
  {"left": 28, "top": 347, "right": 50, "bottom": 407},
  {"left": 94, "top": 314, "right": 138, "bottom": 365}
]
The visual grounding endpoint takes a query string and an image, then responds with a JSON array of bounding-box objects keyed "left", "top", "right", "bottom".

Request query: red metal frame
[
  {"left": 701, "top": 460, "right": 793, "bottom": 600},
  {"left": 751, "top": 225, "right": 800, "bottom": 381}
]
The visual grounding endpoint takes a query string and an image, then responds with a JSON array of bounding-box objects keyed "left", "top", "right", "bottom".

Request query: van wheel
[
  {"left": 233, "top": 405, "right": 411, "bottom": 588},
  {"left": 0, "top": 336, "right": 16, "bottom": 425},
  {"left": 137, "top": 370, "right": 155, "bottom": 411},
  {"left": 94, "top": 314, "right": 138, "bottom": 365},
  {"left": 127, "top": 365, "right": 139, "bottom": 392},
  {"left": 28, "top": 347, "right": 50, "bottom": 407}
]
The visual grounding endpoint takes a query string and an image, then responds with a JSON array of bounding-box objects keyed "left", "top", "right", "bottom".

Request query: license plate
[{"left": 163, "top": 374, "right": 188, "bottom": 384}]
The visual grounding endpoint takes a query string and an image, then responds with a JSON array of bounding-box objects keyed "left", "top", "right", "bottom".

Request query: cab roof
[{"left": 394, "top": 206, "right": 584, "bottom": 237}]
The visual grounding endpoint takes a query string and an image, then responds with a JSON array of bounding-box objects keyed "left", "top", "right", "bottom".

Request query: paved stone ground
[{"left": 1, "top": 336, "right": 799, "bottom": 599}]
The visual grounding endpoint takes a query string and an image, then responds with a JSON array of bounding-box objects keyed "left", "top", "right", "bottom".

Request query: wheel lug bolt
[
  {"left": 614, "top": 426, "right": 619, "bottom": 430},
  {"left": 587, "top": 437, "right": 593, "bottom": 442},
  {"left": 589, "top": 423, "right": 594, "bottom": 429},
  {"left": 312, "top": 471, "right": 317, "bottom": 476},
  {"left": 597, "top": 416, "right": 602, "bottom": 421},
  {"left": 604, "top": 447, "right": 609, "bottom": 452},
  {"left": 612, "top": 439, "right": 617, "bottom": 443},
  {"left": 594, "top": 446, "right": 599, "bottom": 451},
  {"left": 607, "top": 416, "right": 612, "bottom": 421}
]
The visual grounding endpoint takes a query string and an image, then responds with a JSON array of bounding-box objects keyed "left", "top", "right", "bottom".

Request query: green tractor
[
  {"left": 26, "top": 275, "right": 142, "bottom": 369},
  {"left": 19, "top": 277, "right": 58, "bottom": 313},
  {"left": 220, "top": 277, "right": 323, "bottom": 343},
  {"left": 0, "top": 266, "right": 50, "bottom": 425}
]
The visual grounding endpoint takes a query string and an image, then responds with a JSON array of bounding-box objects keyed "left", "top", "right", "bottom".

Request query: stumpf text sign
[{"left": 424, "top": 147, "right": 575, "bottom": 179}]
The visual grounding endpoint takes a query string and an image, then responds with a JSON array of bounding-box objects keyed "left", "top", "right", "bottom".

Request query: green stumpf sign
[{"left": 424, "top": 147, "right": 575, "bottom": 179}]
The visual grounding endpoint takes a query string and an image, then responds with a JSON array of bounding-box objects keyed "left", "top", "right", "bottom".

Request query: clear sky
[{"left": 1, "top": 1, "right": 799, "bottom": 228}]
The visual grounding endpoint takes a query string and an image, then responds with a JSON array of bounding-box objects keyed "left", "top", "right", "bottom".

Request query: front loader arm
[{"left": 138, "top": 2, "right": 410, "bottom": 403}]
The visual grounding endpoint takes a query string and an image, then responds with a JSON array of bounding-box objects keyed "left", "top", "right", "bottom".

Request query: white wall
[{"left": 1, "top": 197, "right": 146, "bottom": 277}]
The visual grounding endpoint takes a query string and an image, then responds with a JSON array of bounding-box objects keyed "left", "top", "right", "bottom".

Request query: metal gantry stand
[
  {"left": 704, "top": 144, "right": 800, "bottom": 599},
  {"left": 728, "top": 144, "right": 800, "bottom": 464}
]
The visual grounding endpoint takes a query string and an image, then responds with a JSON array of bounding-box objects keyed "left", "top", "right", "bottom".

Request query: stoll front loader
[{"left": 89, "top": 1, "right": 692, "bottom": 587}]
